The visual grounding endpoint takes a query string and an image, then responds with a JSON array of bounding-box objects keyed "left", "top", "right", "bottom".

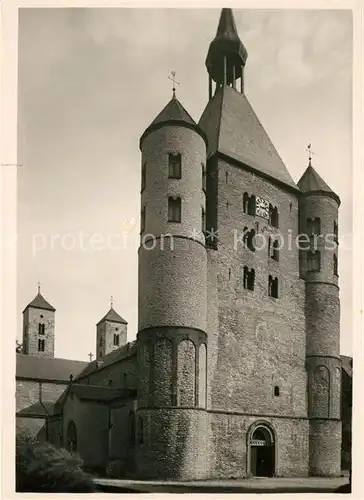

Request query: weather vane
[
  {"left": 306, "top": 143, "right": 315, "bottom": 166},
  {"left": 168, "top": 70, "right": 180, "bottom": 98}
]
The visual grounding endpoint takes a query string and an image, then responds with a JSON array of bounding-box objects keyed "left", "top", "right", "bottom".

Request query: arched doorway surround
[{"left": 247, "top": 421, "right": 276, "bottom": 477}]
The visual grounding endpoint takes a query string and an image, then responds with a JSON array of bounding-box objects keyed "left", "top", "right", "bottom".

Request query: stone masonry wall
[
  {"left": 207, "top": 159, "right": 307, "bottom": 418},
  {"left": 23, "top": 307, "right": 55, "bottom": 358}
]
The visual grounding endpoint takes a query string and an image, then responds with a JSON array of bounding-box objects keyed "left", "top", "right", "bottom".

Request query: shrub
[{"left": 16, "top": 433, "right": 98, "bottom": 492}]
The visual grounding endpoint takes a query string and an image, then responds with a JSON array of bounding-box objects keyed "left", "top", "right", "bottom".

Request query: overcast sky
[{"left": 17, "top": 8, "right": 353, "bottom": 360}]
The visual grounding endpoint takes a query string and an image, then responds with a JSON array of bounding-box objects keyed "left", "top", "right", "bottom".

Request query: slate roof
[
  {"left": 140, "top": 96, "right": 207, "bottom": 148},
  {"left": 17, "top": 401, "right": 55, "bottom": 418},
  {"left": 23, "top": 292, "right": 55, "bottom": 313},
  {"left": 70, "top": 384, "right": 136, "bottom": 403},
  {"left": 16, "top": 353, "right": 89, "bottom": 382},
  {"left": 75, "top": 341, "right": 137, "bottom": 381},
  {"left": 97, "top": 307, "right": 127, "bottom": 326},
  {"left": 198, "top": 85, "right": 298, "bottom": 190},
  {"left": 148, "top": 96, "right": 197, "bottom": 128},
  {"left": 341, "top": 355, "right": 353, "bottom": 377},
  {"left": 298, "top": 165, "right": 340, "bottom": 204}
]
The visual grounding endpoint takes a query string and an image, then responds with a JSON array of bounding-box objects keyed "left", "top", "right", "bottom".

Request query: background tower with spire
[
  {"left": 22, "top": 283, "right": 56, "bottom": 358},
  {"left": 96, "top": 298, "right": 128, "bottom": 360}
]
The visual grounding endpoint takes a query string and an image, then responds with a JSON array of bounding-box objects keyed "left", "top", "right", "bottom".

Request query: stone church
[{"left": 16, "top": 8, "right": 352, "bottom": 479}]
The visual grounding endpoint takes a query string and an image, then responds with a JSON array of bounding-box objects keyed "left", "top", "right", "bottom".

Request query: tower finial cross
[
  {"left": 110, "top": 295, "right": 114, "bottom": 308},
  {"left": 37, "top": 281, "right": 41, "bottom": 293},
  {"left": 306, "top": 143, "right": 315, "bottom": 166},
  {"left": 168, "top": 70, "right": 180, "bottom": 98}
]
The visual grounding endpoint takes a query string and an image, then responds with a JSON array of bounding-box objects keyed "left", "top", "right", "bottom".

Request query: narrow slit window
[
  {"left": 243, "top": 192, "right": 249, "bottom": 214},
  {"left": 248, "top": 195, "right": 256, "bottom": 216},
  {"left": 201, "top": 206, "right": 206, "bottom": 233},
  {"left": 272, "top": 239, "right": 280, "bottom": 261},
  {"left": 274, "top": 386, "right": 280, "bottom": 396},
  {"left": 333, "top": 254, "right": 338, "bottom": 276},
  {"left": 268, "top": 275, "right": 279, "bottom": 298},
  {"left": 243, "top": 266, "right": 255, "bottom": 291}
]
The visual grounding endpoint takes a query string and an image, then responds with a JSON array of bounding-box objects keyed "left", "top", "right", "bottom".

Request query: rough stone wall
[
  {"left": 63, "top": 395, "right": 109, "bottom": 470},
  {"left": 135, "top": 408, "right": 209, "bottom": 480},
  {"left": 309, "top": 420, "right": 341, "bottom": 476},
  {"left": 206, "top": 159, "right": 307, "bottom": 417},
  {"left": 79, "top": 355, "right": 137, "bottom": 389},
  {"left": 209, "top": 414, "right": 309, "bottom": 478},
  {"left": 138, "top": 239, "right": 207, "bottom": 332},
  {"left": 22, "top": 307, "right": 55, "bottom": 358},
  {"left": 305, "top": 284, "right": 340, "bottom": 355}
]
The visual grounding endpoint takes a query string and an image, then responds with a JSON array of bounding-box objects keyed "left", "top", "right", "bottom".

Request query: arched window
[
  {"left": 247, "top": 229, "right": 256, "bottom": 252},
  {"left": 272, "top": 240, "right": 280, "bottom": 261},
  {"left": 243, "top": 267, "right": 255, "bottom": 291},
  {"left": 248, "top": 195, "right": 256, "bottom": 216},
  {"left": 168, "top": 152, "right": 181, "bottom": 179},
  {"left": 201, "top": 163, "right": 206, "bottom": 192},
  {"left": 243, "top": 192, "right": 249, "bottom": 214},
  {"left": 334, "top": 220, "right": 338, "bottom": 241},
  {"left": 269, "top": 206, "right": 279, "bottom": 228},
  {"left": 243, "top": 226, "right": 249, "bottom": 247},
  {"left": 38, "top": 323, "right": 45, "bottom": 335},
  {"left": 38, "top": 339, "right": 45, "bottom": 352},
  {"left": 113, "top": 334, "right": 120, "bottom": 346},
  {"left": 66, "top": 420, "right": 77, "bottom": 453}
]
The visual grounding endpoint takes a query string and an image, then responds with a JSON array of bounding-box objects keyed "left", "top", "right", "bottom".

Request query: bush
[{"left": 16, "top": 433, "right": 98, "bottom": 492}]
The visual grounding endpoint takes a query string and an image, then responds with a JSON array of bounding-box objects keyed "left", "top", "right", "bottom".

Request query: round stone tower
[
  {"left": 136, "top": 91, "right": 209, "bottom": 479},
  {"left": 298, "top": 160, "right": 341, "bottom": 476}
]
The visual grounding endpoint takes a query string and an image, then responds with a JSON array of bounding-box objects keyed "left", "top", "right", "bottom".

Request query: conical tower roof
[
  {"left": 23, "top": 292, "right": 55, "bottom": 313},
  {"left": 298, "top": 164, "right": 340, "bottom": 204},
  {"left": 199, "top": 85, "right": 298, "bottom": 190},
  {"left": 140, "top": 96, "right": 207, "bottom": 148},
  {"left": 97, "top": 307, "right": 127, "bottom": 326}
]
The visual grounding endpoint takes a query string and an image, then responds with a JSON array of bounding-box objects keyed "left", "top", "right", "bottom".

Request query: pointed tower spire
[{"left": 206, "top": 8, "right": 248, "bottom": 98}]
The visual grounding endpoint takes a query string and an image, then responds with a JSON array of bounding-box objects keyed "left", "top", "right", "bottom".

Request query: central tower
[{"left": 136, "top": 91, "right": 209, "bottom": 479}]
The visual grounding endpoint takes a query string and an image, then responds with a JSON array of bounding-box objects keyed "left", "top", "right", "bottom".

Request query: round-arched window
[{"left": 66, "top": 420, "right": 77, "bottom": 453}]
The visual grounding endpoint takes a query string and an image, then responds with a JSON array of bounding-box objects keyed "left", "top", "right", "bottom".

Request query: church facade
[{"left": 16, "top": 9, "right": 348, "bottom": 480}]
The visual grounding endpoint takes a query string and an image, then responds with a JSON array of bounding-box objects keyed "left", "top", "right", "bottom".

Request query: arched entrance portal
[{"left": 249, "top": 425, "right": 275, "bottom": 477}]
